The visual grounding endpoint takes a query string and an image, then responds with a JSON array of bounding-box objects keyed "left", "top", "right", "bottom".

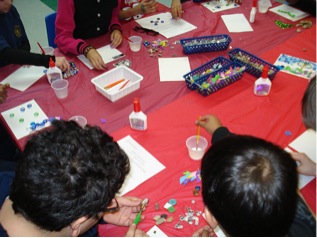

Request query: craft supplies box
[
  {"left": 184, "top": 56, "right": 232, "bottom": 90},
  {"left": 193, "top": 62, "right": 246, "bottom": 96},
  {"left": 91, "top": 66, "right": 143, "bottom": 102},
  {"left": 228, "top": 48, "right": 280, "bottom": 80},
  {"left": 180, "top": 34, "right": 232, "bottom": 54}
]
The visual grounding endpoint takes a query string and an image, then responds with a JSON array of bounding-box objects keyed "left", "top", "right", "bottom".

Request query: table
[{"left": 0, "top": 1, "right": 316, "bottom": 236}]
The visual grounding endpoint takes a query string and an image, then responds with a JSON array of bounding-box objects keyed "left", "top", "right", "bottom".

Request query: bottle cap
[
  {"left": 252, "top": 0, "right": 257, "bottom": 7},
  {"left": 133, "top": 98, "right": 141, "bottom": 112},
  {"left": 261, "top": 65, "right": 269, "bottom": 78},
  {"left": 49, "top": 57, "right": 55, "bottom": 67}
]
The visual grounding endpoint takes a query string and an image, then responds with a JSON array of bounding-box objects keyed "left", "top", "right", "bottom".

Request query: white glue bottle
[
  {"left": 129, "top": 98, "right": 147, "bottom": 131},
  {"left": 46, "top": 58, "right": 63, "bottom": 84},
  {"left": 249, "top": 0, "right": 257, "bottom": 23},
  {"left": 254, "top": 65, "right": 271, "bottom": 96}
]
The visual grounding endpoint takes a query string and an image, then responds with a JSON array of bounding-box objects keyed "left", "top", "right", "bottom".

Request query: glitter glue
[
  {"left": 249, "top": 0, "right": 257, "bottom": 23},
  {"left": 46, "top": 58, "right": 63, "bottom": 84},
  {"left": 129, "top": 98, "right": 147, "bottom": 131},
  {"left": 254, "top": 65, "right": 271, "bottom": 96}
]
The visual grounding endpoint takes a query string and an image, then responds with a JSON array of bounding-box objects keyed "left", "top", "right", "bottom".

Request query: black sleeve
[
  {"left": 0, "top": 47, "right": 54, "bottom": 68},
  {"left": 212, "top": 127, "right": 234, "bottom": 144}
]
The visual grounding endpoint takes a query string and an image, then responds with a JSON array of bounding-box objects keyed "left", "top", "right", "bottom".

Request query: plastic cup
[
  {"left": 51, "top": 79, "right": 69, "bottom": 99},
  {"left": 69, "top": 115, "right": 87, "bottom": 128},
  {"left": 128, "top": 36, "right": 142, "bottom": 52},
  {"left": 258, "top": 1, "right": 270, "bottom": 13},
  {"left": 186, "top": 135, "right": 208, "bottom": 160},
  {"left": 41, "top": 46, "right": 54, "bottom": 56}
]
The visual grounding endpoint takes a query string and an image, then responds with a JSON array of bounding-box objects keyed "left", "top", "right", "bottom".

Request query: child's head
[
  {"left": 302, "top": 76, "right": 316, "bottom": 131},
  {"left": 201, "top": 135, "right": 298, "bottom": 236}
]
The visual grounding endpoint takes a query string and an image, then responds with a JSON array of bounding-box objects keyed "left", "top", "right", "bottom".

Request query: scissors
[{"left": 134, "top": 198, "right": 149, "bottom": 225}]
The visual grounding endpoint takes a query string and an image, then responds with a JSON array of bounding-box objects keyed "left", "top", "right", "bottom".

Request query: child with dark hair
[
  {"left": 0, "top": 120, "right": 147, "bottom": 236},
  {"left": 194, "top": 114, "right": 316, "bottom": 236}
]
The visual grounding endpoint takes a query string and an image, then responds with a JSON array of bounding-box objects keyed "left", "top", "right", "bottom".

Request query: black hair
[
  {"left": 201, "top": 135, "right": 298, "bottom": 236},
  {"left": 10, "top": 120, "right": 130, "bottom": 231},
  {"left": 302, "top": 76, "right": 316, "bottom": 130}
]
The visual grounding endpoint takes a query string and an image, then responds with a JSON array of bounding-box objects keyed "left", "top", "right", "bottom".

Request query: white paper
[
  {"left": 77, "top": 45, "right": 125, "bottom": 70},
  {"left": 158, "top": 57, "right": 191, "bottom": 82},
  {"left": 284, "top": 147, "right": 315, "bottom": 189},
  {"left": 286, "top": 129, "right": 316, "bottom": 189},
  {"left": 117, "top": 135, "right": 166, "bottom": 195},
  {"left": 221, "top": 14, "right": 254, "bottom": 32},
  {"left": 1, "top": 99, "right": 51, "bottom": 140},
  {"left": 1, "top": 66, "right": 46, "bottom": 91},
  {"left": 269, "top": 4, "right": 309, "bottom": 21},
  {"left": 202, "top": 0, "right": 240, "bottom": 13},
  {"left": 136, "top": 12, "right": 197, "bottom": 38},
  {"left": 147, "top": 225, "right": 168, "bottom": 237}
]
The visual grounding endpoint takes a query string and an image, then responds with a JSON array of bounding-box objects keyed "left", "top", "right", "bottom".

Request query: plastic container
[
  {"left": 91, "top": 66, "right": 143, "bottom": 102},
  {"left": 129, "top": 98, "right": 147, "bottom": 131},
  {"left": 228, "top": 48, "right": 280, "bottom": 80},
  {"left": 183, "top": 56, "right": 232, "bottom": 90},
  {"left": 128, "top": 36, "right": 142, "bottom": 52},
  {"left": 180, "top": 35, "right": 232, "bottom": 54},
  {"left": 69, "top": 115, "right": 87, "bottom": 128},
  {"left": 51, "top": 79, "right": 69, "bottom": 99},
  {"left": 47, "top": 58, "right": 63, "bottom": 84},
  {"left": 254, "top": 65, "right": 271, "bottom": 96}
]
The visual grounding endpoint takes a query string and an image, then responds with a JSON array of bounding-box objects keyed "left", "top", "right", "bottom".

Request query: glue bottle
[
  {"left": 254, "top": 65, "right": 271, "bottom": 96},
  {"left": 249, "top": 0, "right": 257, "bottom": 23},
  {"left": 129, "top": 98, "right": 147, "bottom": 131},
  {"left": 46, "top": 58, "right": 63, "bottom": 84}
]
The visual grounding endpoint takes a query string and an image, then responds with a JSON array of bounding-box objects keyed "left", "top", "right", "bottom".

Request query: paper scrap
[
  {"left": 269, "top": 4, "right": 309, "bottom": 21},
  {"left": 147, "top": 225, "right": 168, "bottom": 237}
]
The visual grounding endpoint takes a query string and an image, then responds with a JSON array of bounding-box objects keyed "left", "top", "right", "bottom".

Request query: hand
[
  {"left": 125, "top": 223, "right": 149, "bottom": 237},
  {"left": 103, "top": 196, "right": 144, "bottom": 226},
  {"left": 171, "top": 0, "right": 182, "bottom": 19},
  {"left": 86, "top": 48, "right": 108, "bottom": 70},
  {"left": 140, "top": 0, "right": 158, "bottom": 14},
  {"left": 111, "top": 29, "right": 123, "bottom": 48},
  {"left": 192, "top": 225, "right": 216, "bottom": 237},
  {"left": 0, "top": 83, "right": 10, "bottom": 104},
  {"left": 55, "top": 57, "right": 70, "bottom": 73},
  {"left": 195, "top": 115, "right": 222, "bottom": 135},
  {"left": 226, "top": 0, "right": 242, "bottom": 4},
  {"left": 291, "top": 152, "right": 316, "bottom": 176}
]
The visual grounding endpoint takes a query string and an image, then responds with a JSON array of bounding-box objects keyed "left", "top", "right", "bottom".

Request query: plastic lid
[
  {"left": 133, "top": 98, "right": 141, "bottom": 112},
  {"left": 49, "top": 57, "right": 55, "bottom": 67},
  {"left": 252, "top": 0, "right": 257, "bottom": 7},
  {"left": 261, "top": 65, "right": 269, "bottom": 78}
]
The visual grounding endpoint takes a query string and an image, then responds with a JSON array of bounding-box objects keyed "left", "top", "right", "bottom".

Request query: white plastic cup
[
  {"left": 69, "top": 115, "right": 87, "bottom": 128},
  {"left": 128, "top": 36, "right": 142, "bottom": 52},
  {"left": 258, "top": 0, "right": 270, "bottom": 13},
  {"left": 186, "top": 135, "right": 208, "bottom": 160},
  {"left": 51, "top": 79, "right": 69, "bottom": 99},
  {"left": 41, "top": 46, "right": 54, "bottom": 56}
]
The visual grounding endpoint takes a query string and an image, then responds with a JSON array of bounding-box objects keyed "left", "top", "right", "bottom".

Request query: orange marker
[{"left": 104, "top": 79, "right": 125, "bottom": 90}]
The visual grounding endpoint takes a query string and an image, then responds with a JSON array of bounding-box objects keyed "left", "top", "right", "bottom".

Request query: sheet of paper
[
  {"left": 77, "top": 45, "right": 125, "bottom": 70},
  {"left": 147, "top": 225, "right": 168, "bottom": 237},
  {"left": 1, "top": 66, "right": 46, "bottom": 91},
  {"left": 284, "top": 147, "right": 315, "bottom": 189},
  {"left": 269, "top": 4, "right": 309, "bottom": 21},
  {"left": 136, "top": 12, "right": 197, "bottom": 38},
  {"left": 158, "top": 57, "right": 191, "bottom": 82},
  {"left": 202, "top": 0, "right": 240, "bottom": 13},
  {"left": 221, "top": 14, "right": 253, "bottom": 32},
  {"left": 274, "top": 54, "right": 316, "bottom": 80},
  {"left": 287, "top": 129, "right": 316, "bottom": 189},
  {"left": 1, "top": 99, "right": 51, "bottom": 140},
  {"left": 117, "top": 135, "right": 166, "bottom": 195}
]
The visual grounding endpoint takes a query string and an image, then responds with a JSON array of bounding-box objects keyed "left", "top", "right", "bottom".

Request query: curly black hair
[{"left": 10, "top": 120, "right": 130, "bottom": 231}]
